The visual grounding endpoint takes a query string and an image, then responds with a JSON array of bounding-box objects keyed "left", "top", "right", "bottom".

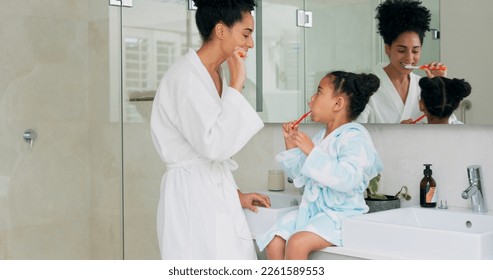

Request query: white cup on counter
[{"left": 267, "top": 170, "right": 285, "bottom": 191}]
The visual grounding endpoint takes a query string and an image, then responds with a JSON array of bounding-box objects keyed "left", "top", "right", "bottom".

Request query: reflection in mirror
[
  {"left": 116, "top": 0, "right": 493, "bottom": 125},
  {"left": 354, "top": 0, "right": 442, "bottom": 125},
  {"left": 256, "top": 0, "right": 305, "bottom": 123},
  {"left": 117, "top": 0, "right": 260, "bottom": 123},
  {"left": 112, "top": 0, "right": 202, "bottom": 123},
  {"left": 304, "top": 0, "right": 382, "bottom": 122},
  {"left": 357, "top": 0, "right": 493, "bottom": 125}
]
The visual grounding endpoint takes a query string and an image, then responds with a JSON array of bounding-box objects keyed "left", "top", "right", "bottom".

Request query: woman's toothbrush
[{"left": 404, "top": 64, "right": 447, "bottom": 71}]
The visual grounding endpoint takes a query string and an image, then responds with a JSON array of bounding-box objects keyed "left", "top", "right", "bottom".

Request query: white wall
[{"left": 441, "top": 0, "right": 493, "bottom": 125}]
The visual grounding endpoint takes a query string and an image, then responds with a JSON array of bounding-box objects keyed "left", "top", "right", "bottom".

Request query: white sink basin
[
  {"left": 244, "top": 190, "right": 302, "bottom": 238},
  {"left": 342, "top": 207, "right": 493, "bottom": 259}
]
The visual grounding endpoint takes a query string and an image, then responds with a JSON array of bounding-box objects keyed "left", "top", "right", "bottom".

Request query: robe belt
[
  {"left": 166, "top": 158, "right": 251, "bottom": 240},
  {"left": 166, "top": 158, "right": 239, "bottom": 186}
]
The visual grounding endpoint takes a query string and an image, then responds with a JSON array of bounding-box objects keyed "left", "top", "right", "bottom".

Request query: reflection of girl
[
  {"left": 151, "top": 0, "right": 269, "bottom": 260},
  {"left": 257, "top": 71, "right": 383, "bottom": 260},
  {"left": 357, "top": 0, "right": 449, "bottom": 124},
  {"left": 419, "top": 77, "right": 472, "bottom": 124}
]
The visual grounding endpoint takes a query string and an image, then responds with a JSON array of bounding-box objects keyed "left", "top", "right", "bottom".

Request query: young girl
[
  {"left": 256, "top": 71, "right": 384, "bottom": 260},
  {"left": 419, "top": 77, "right": 472, "bottom": 124}
]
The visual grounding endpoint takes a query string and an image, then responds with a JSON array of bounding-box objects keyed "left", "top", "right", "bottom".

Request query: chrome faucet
[
  {"left": 461, "top": 165, "right": 487, "bottom": 212},
  {"left": 287, "top": 177, "right": 305, "bottom": 195}
]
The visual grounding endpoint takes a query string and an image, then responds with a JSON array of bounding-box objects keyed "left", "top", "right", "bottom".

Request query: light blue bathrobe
[{"left": 256, "top": 123, "right": 383, "bottom": 251}]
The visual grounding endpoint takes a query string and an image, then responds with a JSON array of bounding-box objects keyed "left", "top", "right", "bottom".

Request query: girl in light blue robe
[{"left": 257, "top": 71, "right": 384, "bottom": 260}]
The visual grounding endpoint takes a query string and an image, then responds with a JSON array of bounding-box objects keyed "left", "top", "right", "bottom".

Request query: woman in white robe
[
  {"left": 356, "top": 0, "right": 448, "bottom": 124},
  {"left": 356, "top": 62, "right": 423, "bottom": 123},
  {"left": 259, "top": 71, "right": 383, "bottom": 260},
  {"left": 150, "top": 0, "right": 269, "bottom": 260}
]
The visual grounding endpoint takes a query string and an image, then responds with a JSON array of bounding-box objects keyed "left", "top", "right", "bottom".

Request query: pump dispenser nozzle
[{"left": 423, "top": 164, "right": 432, "bottom": 176}]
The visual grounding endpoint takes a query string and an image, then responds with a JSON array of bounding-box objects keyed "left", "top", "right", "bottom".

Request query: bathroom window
[
  {"left": 125, "top": 36, "right": 151, "bottom": 91},
  {"left": 122, "top": 28, "right": 182, "bottom": 122},
  {"left": 123, "top": 28, "right": 181, "bottom": 93}
]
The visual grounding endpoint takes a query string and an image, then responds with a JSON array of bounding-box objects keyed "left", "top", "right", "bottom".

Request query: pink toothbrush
[
  {"left": 411, "top": 114, "right": 426, "bottom": 124},
  {"left": 292, "top": 111, "right": 311, "bottom": 128}
]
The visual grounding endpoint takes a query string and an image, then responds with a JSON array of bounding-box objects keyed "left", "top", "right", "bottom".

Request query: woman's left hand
[
  {"left": 238, "top": 190, "right": 271, "bottom": 213},
  {"left": 423, "top": 61, "right": 447, "bottom": 78}
]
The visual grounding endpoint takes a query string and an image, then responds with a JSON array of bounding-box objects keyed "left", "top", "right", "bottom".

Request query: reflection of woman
[
  {"left": 419, "top": 77, "right": 472, "bottom": 124},
  {"left": 357, "top": 0, "right": 448, "bottom": 124},
  {"left": 150, "top": 0, "right": 269, "bottom": 260}
]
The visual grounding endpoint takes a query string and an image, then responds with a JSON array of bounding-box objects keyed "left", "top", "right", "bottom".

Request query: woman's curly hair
[
  {"left": 376, "top": 0, "right": 431, "bottom": 45},
  {"left": 193, "top": 0, "right": 256, "bottom": 42}
]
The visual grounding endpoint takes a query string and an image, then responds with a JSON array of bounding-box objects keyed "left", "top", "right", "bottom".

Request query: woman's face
[
  {"left": 385, "top": 31, "right": 422, "bottom": 73},
  {"left": 223, "top": 12, "right": 255, "bottom": 55},
  {"left": 308, "top": 76, "right": 338, "bottom": 123}
]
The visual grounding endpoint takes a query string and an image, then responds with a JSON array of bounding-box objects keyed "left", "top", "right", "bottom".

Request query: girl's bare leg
[
  {"left": 285, "top": 231, "right": 332, "bottom": 260},
  {"left": 265, "top": 235, "right": 286, "bottom": 260}
]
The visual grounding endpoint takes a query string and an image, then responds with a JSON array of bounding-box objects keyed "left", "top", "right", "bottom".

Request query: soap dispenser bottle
[{"left": 420, "top": 164, "right": 437, "bottom": 207}]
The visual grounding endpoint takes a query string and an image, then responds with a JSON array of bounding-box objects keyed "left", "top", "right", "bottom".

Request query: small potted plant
[{"left": 365, "top": 174, "right": 411, "bottom": 213}]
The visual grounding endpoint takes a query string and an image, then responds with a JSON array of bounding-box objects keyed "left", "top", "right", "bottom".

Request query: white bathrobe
[
  {"left": 356, "top": 63, "right": 423, "bottom": 123},
  {"left": 356, "top": 63, "right": 458, "bottom": 124},
  {"left": 150, "top": 49, "right": 264, "bottom": 259}
]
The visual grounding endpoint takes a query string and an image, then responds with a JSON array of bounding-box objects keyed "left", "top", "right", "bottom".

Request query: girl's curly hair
[
  {"left": 376, "top": 0, "right": 431, "bottom": 45},
  {"left": 420, "top": 77, "right": 472, "bottom": 119},
  {"left": 329, "top": 71, "right": 380, "bottom": 120}
]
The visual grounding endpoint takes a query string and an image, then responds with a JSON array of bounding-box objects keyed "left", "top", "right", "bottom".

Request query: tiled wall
[{"left": 0, "top": 0, "right": 124, "bottom": 259}]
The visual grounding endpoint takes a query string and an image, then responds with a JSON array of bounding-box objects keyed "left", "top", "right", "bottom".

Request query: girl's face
[
  {"left": 308, "top": 76, "right": 339, "bottom": 123},
  {"left": 222, "top": 12, "right": 255, "bottom": 55},
  {"left": 385, "top": 31, "right": 422, "bottom": 73}
]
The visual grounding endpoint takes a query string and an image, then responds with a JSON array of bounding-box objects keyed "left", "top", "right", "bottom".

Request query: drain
[{"left": 465, "top": 220, "right": 472, "bottom": 228}]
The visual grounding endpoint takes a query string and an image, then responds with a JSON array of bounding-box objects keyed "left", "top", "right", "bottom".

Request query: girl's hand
[
  {"left": 400, "top": 118, "right": 414, "bottom": 124},
  {"left": 422, "top": 61, "right": 447, "bottom": 78},
  {"left": 282, "top": 121, "right": 298, "bottom": 137},
  {"left": 291, "top": 131, "right": 314, "bottom": 156},
  {"left": 282, "top": 122, "right": 297, "bottom": 150},
  {"left": 238, "top": 190, "right": 271, "bottom": 213},
  {"left": 227, "top": 47, "right": 247, "bottom": 92}
]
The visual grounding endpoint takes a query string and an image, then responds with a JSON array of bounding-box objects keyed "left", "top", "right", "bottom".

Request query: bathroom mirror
[
  {"left": 256, "top": 0, "right": 442, "bottom": 124},
  {"left": 117, "top": 0, "right": 492, "bottom": 125},
  {"left": 254, "top": 0, "right": 384, "bottom": 123},
  {"left": 356, "top": 0, "right": 493, "bottom": 125}
]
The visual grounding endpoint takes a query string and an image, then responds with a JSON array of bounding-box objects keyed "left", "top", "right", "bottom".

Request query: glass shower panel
[
  {"left": 0, "top": 0, "right": 123, "bottom": 259},
  {"left": 304, "top": 0, "right": 382, "bottom": 109},
  {"left": 121, "top": 0, "right": 201, "bottom": 259},
  {"left": 259, "top": 0, "right": 305, "bottom": 123},
  {"left": 418, "top": 0, "right": 440, "bottom": 66}
]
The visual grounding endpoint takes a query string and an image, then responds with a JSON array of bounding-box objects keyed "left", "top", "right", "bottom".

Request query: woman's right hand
[
  {"left": 422, "top": 61, "right": 447, "bottom": 78},
  {"left": 227, "top": 47, "right": 247, "bottom": 92}
]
